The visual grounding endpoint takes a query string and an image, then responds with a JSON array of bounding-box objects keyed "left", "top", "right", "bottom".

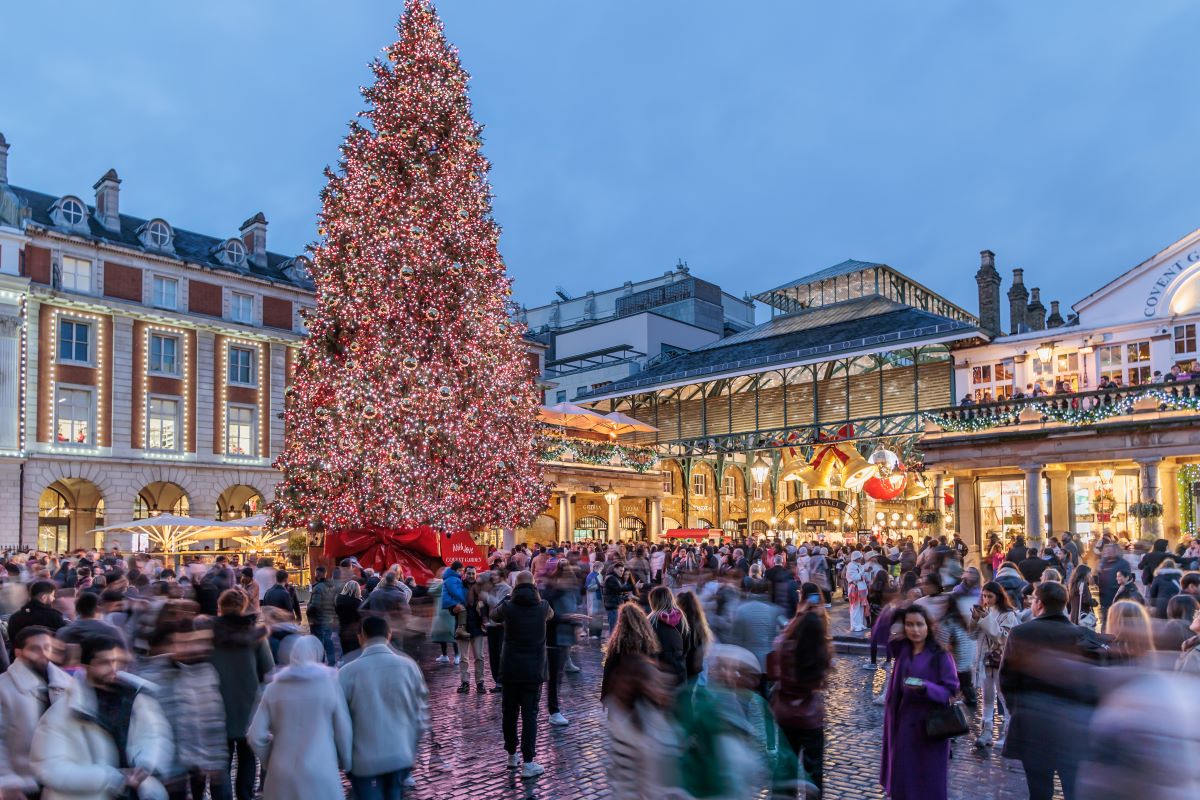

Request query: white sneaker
[
  {"left": 565, "top": 661, "right": 581, "bottom": 673},
  {"left": 548, "top": 712, "right": 569, "bottom": 726},
  {"left": 404, "top": 774, "right": 416, "bottom": 788},
  {"left": 435, "top": 655, "right": 449, "bottom": 664},
  {"left": 507, "top": 753, "right": 520, "bottom": 769},
  {"left": 454, "top": 655, "right": 461, "bottom": 665},
  {"left": 861, "top": 661, "right": 878, "bottom": 670},
  {"left": 520, "top": 762, "right": 544, "bottom": 779}
]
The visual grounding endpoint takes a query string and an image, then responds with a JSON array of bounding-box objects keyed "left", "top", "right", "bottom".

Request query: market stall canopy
[
  {"left": 596, "top": 411, "right": 658, "bottom": 436},
  {"left": 538, "top": 403, "right": 609, "bottom": 431},
  {"left": 661, "top": 528, "right": 730, "bottom": 541},
  {"left": 212, "top": 514, "right": 268, "bottom": 532},
  {"left": 88, "top": 514, "right": 226, "bottom": 551}
]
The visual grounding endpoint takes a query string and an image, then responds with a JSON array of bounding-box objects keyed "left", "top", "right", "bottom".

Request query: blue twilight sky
[{"left": 2, "top": 1, "right": 1199, "bottom": 321}]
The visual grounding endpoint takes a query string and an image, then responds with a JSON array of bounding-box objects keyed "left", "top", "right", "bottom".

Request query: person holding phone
[
  {"left": 880, "top": 605, "right": 960, "bottom": 800},
  {"left": 971, "top": 581, "right": 1018, "bottom": 748}
]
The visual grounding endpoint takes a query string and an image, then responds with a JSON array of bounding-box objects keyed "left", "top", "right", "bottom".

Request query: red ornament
[{"left": 863, "top": 473, "right": 907, "bottom": 501}]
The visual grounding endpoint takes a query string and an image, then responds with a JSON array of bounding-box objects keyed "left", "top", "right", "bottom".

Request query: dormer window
[
  {"left": 283, "top": 256, "right": 312, "bottom": 283},
  {"left": 145, "top": 220, "right": 172, "bottom": 249},
  {"left": 224, "top": 239, "right": 247, "bottom": 266},
  {"left": 54, "top": 197, "right": 88, "bottom": 229}
]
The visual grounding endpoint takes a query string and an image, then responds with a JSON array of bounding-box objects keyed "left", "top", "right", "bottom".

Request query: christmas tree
[{"left": 269, "top": 0, "right": 549, "bottom": 535}]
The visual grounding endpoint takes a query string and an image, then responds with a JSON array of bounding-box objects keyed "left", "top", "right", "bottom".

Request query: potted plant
[
  {"left": 1128, "top": 501, "right": 1164, "bottom": 519},
  {"left": 286, "top": 532, "right": 308, "bottom": 567},
  {"left": 917, "top": 509, "right": 942, "bottom": 526}
]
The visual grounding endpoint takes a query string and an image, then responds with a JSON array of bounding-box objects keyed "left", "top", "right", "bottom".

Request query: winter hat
[
  {"left": 850, "top": 551, "right": 863, "bottom": 562},
  {"left": 798, "top": 546, "right": 809, "bottom": 556}
]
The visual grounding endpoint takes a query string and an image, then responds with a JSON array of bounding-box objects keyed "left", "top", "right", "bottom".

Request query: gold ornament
[
  {"left": 363, "top": 405, "right": 378, "bottom": 420},
  {"left": 425, "top": 308, "right": 440, "bottom": 321}
]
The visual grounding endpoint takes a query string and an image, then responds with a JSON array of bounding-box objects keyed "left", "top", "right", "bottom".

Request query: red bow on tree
[{"left": 325, "top": 525, "right": 443, "bottom": 583}]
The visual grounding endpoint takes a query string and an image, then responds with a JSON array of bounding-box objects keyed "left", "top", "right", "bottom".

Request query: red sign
[{"left": 441, "top": 530, "right": 489, "bottom": 571}]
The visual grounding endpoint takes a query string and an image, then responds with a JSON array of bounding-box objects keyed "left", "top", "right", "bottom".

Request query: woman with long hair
[
  {"left": 880, "top": 605, "right": 959, "bottom": 800},
  {"left": 769, "top": 583, "right": 832, "bottom": 799},
  {"left": 600, "top": 603, "right": 676, "bottom": 799},
  {"left": 970, "top": 581, "right": 1018, "bottom": 748},
  {"left": 1066, "top": 564, "right": 1096, "bottom": 626},
  {"left": 676, "top": 590, "right": 712, "bottom": 682},
  {"left": 647, "top": 585, "right": 689, "bottom": 688},
  {"left": 1105, "top": 600, "right": 1155, "bottom": 666}
]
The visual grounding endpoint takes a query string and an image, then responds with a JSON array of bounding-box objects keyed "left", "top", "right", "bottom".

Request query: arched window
[
  {"left": 620, "top": 515, "right": 646, "bottom": 540},
  {"left": 575, "top": 515, "right": 607, "bottom": 541},
  {"left": 751, "top": 520, "right": 768, "bottom": 533},
  {"left": 696, "top": 518, "right": 713, "bottom": 529}
]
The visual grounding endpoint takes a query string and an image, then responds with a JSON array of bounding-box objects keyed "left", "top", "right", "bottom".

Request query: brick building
[{"left": 0, "top": 133, "right": 313, "bottom": 550}]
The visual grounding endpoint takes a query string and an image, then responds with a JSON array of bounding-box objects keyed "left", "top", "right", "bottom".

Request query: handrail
[{"left": 924, "top": 379, "right": 1200, "bottom": 430}]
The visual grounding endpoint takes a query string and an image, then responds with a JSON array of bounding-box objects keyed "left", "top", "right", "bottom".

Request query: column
[
  {"left": 502, "top": 527, "right": 516, "bottom": 551},
  {"left": 957, "top": 475, "right": 979, "bottom": 559},
  {"left": 1161, "top": 462, "right": 1180, "bottom": 545},
  {"left": 649, "top": 497, "right": 662, "bottom": 542},
  {"left": 606, "top": 491, "right": 621, "bottom": 541},
  {"left": 1022, "top": 465, "right": 1043, "bottom": 546},
  {"left": 1047, "top": 468, "right": 1070, "bottom": 535},
  {"left": 1137, "top": 457, "right": 1163, "bottom": 540},
  {"left": 557, "top": 492, "right": 574, "bottom": 542},
  {"left": 932, "top": 473, "right": 946, "bottom": 536}
]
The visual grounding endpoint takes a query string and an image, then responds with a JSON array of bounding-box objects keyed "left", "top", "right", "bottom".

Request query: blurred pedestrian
[
  {"left": 248, "top": 636, "right": 351, "bottom": 800},
  {"left": 307, "top": 565, "right": 339, "bottom": 665},
  {"left": 677, "top": 590, "right": 712, "bottom": 682},
  {"left": 1103, "top": 600, "right": 1155, "bottom": 666},
  {"left": 879, "top": 604, "right": 959, "bottom": 800},
  {"left": 648, "top": 585, "right": 689, "bottom": 690},
  {"left": 335, "top": 579, "right": 364, "bottom": 659},
  {"left": 1147, "top": 559, "right": 1183, "bottom": 619},
  {"left": 1096, "top": 544, "right": 1133, "bottom": 629},
  {"left": 1066, "top": 565, "right": 1097, "bottom": 627},
  {"left": 339, "top": 616, "right": 429, "bottom": 800},
  {"left": 970, "top": 581, "right": 1017, "bottom": 748},
  {"left": 0, "top": 626, "right": 70, "bottom": 798},
  {"left": 768, "top": 583, "right": 831, "bottom": 799},
  {"left": 481, "top": 570, "right": 511, "bottom": 693}
]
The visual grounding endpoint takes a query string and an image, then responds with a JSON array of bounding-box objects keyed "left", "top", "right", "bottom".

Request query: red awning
[{"left": 661, "top": 529, "right": 730, "bottom": 540}]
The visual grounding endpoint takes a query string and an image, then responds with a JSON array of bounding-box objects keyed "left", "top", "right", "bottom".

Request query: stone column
[
  {"left": 1047, "top": 468, "right": 1070, "bottom": 535},
  {"left": 956, "top": 475, "right": 979, "bottom": 558},
  {"left": 502, "top": 527, "right": 516, "bottom": 551},
  {"left": 557, "top": 492, "right": 574, "bottom": 542},
  {"left": 606, "top": 491, "right": 621, "bottom": 541},
  {"left": 932, "top": 473, "right": 946, "bottom": 536},
  {"left": 649, "top": 497, "right": 662, "bottom": 542},
  {"left": 1160, "top": 462, "right": 1180, "bottom": 545},
  {"left": 1022, "top": 465, "right": 1043, "bottom": 545},
  {"left": 0, "top": 314, "right": 20, "bottom": 452},
  {"left": 1137, "top": 458, "right": 1163, "bottom": 540}
]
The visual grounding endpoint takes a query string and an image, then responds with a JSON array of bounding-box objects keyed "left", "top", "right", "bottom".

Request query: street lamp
[
  {"left": 1098, "top": 467, "right": 1115, "bottom": 485},
  {"left": 1036, "top": 342, "right": 1055, "bottom": 364},
  {"left": 603, "top": 485, "right": 619, "bottom": 506},
  {"left": 751, "top": 454, "right": 770, "bottom": 486}
]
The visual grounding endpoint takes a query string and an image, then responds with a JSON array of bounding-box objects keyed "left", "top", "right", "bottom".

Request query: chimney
[
  {"left": 92, "top": 169, "right": 121, "bottom": 232},
  {"left": 1007, "top": 268, "right": 1029, "bottom": 334},
  {"left": 239, "top": 212, "right": 268, "bottom": 268},
  {"left": 0, "top": 132, "right": 8, "bottom": 185},
  {"left": 1046, "top": 300, "right": 1065, "bottom": 329},
  {"left": 1026, "top": 287, "right": 1046, "bottom": 331},
  {"left": 974, "top": 249, "right": 1002, "bottom": 338}
]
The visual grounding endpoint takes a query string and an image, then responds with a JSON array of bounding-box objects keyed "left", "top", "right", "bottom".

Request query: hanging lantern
[{"left": 750, "top": 455, "right": 771, "bottom": 485}]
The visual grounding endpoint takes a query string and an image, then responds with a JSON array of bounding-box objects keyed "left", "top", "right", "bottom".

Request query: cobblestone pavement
[{"left": 399, "top": 616, "right": 1060, "bottom": 800}]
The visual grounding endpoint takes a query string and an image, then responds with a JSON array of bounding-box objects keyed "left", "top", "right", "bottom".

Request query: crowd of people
[{"left": 0, "top": 530, "right": 1198, "bottom": 799}]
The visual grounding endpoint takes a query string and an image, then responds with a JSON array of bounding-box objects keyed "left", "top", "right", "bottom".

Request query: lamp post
[{"left": 751, "top": 454, "right": 770, "bottom": 485}]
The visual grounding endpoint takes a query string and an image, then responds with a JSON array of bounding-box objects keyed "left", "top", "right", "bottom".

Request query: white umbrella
[
  {"left": 88, "top": 514, "right": 225, "bottom": 552},
  {"left": 538, "top": 403, "right": 609, "bottom": 431},
  {"left": 597, "top": 411, "right": 658, "bottom": 435},
  {"left": 211, "top": 514, "right": 290, "bottom": 551}
]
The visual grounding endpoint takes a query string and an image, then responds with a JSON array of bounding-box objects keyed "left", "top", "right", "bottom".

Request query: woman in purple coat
[{"left": 880, "top": 604, "right": 960, "bottom": 800}]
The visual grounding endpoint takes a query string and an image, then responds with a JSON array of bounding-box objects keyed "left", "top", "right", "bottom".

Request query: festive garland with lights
[
  {"left": 927, "top": 389, "right": 1200, "bottom": 433},
  {"left": 539, "top": 436, "right": 660, "bottom": 473},
  {"left": 1180, "top": 464, "right": 1200, "bottom": 536}
]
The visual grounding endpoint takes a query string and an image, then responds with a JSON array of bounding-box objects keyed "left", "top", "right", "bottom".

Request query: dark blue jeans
[
  {"left": 310, "top": 625, "right": 337, "bottom": 665},
  {"left": 350, "top": 768, "right": 411, "bottom": 800}
]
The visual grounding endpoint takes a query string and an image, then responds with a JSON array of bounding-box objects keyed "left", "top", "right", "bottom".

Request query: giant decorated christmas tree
[{"left": 269, "top": 0, "right": 549, "bottom": 537}]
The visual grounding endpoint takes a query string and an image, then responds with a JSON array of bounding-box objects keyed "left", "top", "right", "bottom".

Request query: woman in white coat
[
  {"left": 248, "top": 635, "right": 352, "bottom": 799},
  {"left": 969, "top": 580, "right": 1018, "bottom": 748},
  {"left": 845, "top": 551, "right": 869, "bottom": 632}
]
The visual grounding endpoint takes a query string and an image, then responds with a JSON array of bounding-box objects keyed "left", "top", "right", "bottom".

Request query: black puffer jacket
[
  {"left": 491, "top": 583, "right": 552, "bottom": 683},
  {"left": 207, "top": 613, "right": 274, "bottom": 738},
  {"left": 1148, "top": 568, "right": 1183, "bottom": 619},
  {"left": 650, "top": 609, "right": 688, "bottom": 688}
]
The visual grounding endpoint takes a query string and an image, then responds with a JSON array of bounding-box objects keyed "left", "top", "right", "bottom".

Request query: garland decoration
[
  {"left": 539, "top": 436, "right": 660, "bottom": 473},
  {"left": 927, "top": 389, "right": 1198, "bottom": 433}
]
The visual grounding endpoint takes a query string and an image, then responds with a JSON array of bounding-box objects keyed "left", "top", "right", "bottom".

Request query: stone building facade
[{"left": 0, "top": 133, "right": 313, "bottom": 550}]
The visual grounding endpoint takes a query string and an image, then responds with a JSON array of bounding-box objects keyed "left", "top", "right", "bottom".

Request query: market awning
[
  {"left": 88, "top": 514, "right": 226, "bottom": 551},
  {"left": 595, "top": 411, "right": 658, "bottom": 436},
  {"left": 538, "top": 403, "right": 609, "bottom": 431}
]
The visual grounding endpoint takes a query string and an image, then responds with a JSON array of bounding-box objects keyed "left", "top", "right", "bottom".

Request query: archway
[
  {"left": 696, "top": 518, "right": 713, "bottom": 529},
  {"left": 662, "top": 517, "right": 682, "bottom": 531},
  {"left": 38, "top": 479, "right": 105, "bottom": 552},
  {"left": 620, "top": 515, "right": 646, "bottom": 541},
  {"left": 751, "top": 519, "right": 768, "bottom": 534},
  {"left": 215, "top": 484, "right": 265, "bottom": 521},
  {"left": 575, "top": 515, "right": 607, "bottom": 541},
  {"left": 135, "top": 482, "right": 190, "bottom": 520}
]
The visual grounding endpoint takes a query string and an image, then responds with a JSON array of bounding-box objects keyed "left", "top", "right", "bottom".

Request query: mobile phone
[
  {"left": 806, "top": 594, "right": 821, "bottom": 604},
  {"left": 904, "top": 677, "right": 924, "bottom": 687}
]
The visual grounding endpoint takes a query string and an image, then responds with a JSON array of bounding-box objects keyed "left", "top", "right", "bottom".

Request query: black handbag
[{"left": 925, "top": 699, "right": 970, "bottom": 740}]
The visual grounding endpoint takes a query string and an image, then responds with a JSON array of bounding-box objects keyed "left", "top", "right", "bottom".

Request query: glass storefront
[
  {"left": 978, "top": 478, "right": 1027, "bottom": 545},
  {"left": 1069, "top": 471, "right": 1139, "bottom": 539}
]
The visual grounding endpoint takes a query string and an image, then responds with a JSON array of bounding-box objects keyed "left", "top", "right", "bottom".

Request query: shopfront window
[
  {"left": 1174, "top": 323, "right": 1196, "bottom": 364},
  {"left": 977, "top": 478, "right": 1027, "bottom": 546},
  {"left": 1033, "top": 352, "right": 1080, "bottom": 392},
  {"left": 574, "top": 515, "right": 607, "bottom": 542},
  {"left": 1070, "top": 472, "right": 1139, "bottom": 539},
  {"left": 970, "top": 361, "right": 1014, "bottom": 402}
]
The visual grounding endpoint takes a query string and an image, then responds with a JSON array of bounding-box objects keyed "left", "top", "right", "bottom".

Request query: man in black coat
[
  {"left": 7, "top": 581, "right": 67, "bottom": 643},
  {"left": 1005, "top": 535, "right": 1030, "bottom": 566},
  {"left": 1000, "top": 581, "right": 1103, "bottom": 800},
  {"left": 491, "top": 571, "right": 553, "bottom": 780}
]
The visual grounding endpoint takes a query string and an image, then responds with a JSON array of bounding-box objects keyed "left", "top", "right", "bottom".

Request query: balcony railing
[
  {"left": 537, "top": 434, "right": 660, "bottom": 473},
  {"left": 924, "top": 379, "right": 1200, "bottom": 433}
]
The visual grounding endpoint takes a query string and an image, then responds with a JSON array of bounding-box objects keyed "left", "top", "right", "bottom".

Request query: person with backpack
[{"left": 768, "top": 583, "right": 831, "bottom": 799}]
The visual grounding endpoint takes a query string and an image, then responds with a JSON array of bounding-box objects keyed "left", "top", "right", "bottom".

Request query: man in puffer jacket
[
  {"left": 994, "top": 563, "right": 1029, "bottom": 612},
  {"left": 441, "top": 562, "right": 469, "bottom": 639},
  {"left": 1148, "top": 560, "right": 1184, "bottom": 619}
]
